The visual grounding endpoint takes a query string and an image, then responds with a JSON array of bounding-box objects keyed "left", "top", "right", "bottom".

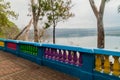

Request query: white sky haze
[{"left": 5, "top": 0, "right": 120, "bottom": 29}]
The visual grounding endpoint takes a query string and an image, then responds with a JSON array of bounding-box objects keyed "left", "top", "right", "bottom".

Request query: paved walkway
[{"left": 0, "top": 51, "right": 79, "bottom": 80}]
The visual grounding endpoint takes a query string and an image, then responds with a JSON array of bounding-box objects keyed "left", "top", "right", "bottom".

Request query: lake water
[{"left": 46, "top": 36, "right": 120, "bottom": 50}]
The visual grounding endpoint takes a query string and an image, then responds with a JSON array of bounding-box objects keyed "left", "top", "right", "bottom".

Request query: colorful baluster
[
  {"left": 30, "top": 45, "right": 33, "bottom": 54},
  {"left": 48, "top": 48, "right": 52, "bottom": 59},
  {"left": 101, "top": 55, "right": 105, "bottom": 73},
  {"left": 44, "top": 48, "right": 48, "bottom": 58},
  {"left": 104, "top": 55, "right": 110, "bottom": 74},
  {"left": 113, "top": 56, "right": 120, "bottom": 76},
  {"left": 32, "top": 46, "right": 36, "bottom": 55},
  {"left": 54, "top": 49, "right": 59, "bottom": 60},
  {"left": 73, "top": 51, "right": 77, "bottom": 65},
  {"left": 50, "top": 48, "right": 54, "bottom": 59},
  {"left": 59, "top": 50, "right": 63, "bottom": 62},
  {"left": 63, "top": 50, "right": 67, "bottom": 63},
  {"left": 95, "top": 54, "right": 102, "bottom": 71},
  {"left": 79, "top": 52, "right": 82, "bottom": 66},
  {"left": 35, "top": 47, "right": 38, "bottom": 56},
  {"left": 22, "top": 44, "right": 25, "bottom": 52},
  {"left": 68, "top": 51, "right": 72, "bottom": 64},
  {"left": 52, "top": 49, "right": 56, "bottom": 60},
  {"left": 28, "top": 45, "right": 30, "bottom": 53}
]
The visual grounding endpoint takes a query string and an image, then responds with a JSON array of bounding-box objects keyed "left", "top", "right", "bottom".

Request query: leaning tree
[{"left": 89, "top": 0, "right": 109, "bottom": 48}]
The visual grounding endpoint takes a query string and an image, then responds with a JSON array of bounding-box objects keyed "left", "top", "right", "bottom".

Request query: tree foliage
[
  {"left": 29, "top": 0, "right": 73, "bottom": 42},
  {"left": 0, "top": 0, "right": 19, "bottom": 38},
  {"left": 46, "top": 0, "right": 73, "bottom": 43},
  {"left": 0, "top": 0, "right": 17, "bottom": 27}
]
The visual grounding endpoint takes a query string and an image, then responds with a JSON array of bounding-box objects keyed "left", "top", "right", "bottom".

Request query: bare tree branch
[
  {"left": 14, "top": 18, "right": 32, "bottom": 40},
  {"left": 99, "top": 0, "right": 106, "bottom": 19},
  {"left": 89, "top": 0, "right": 99, "bottom": 19}
]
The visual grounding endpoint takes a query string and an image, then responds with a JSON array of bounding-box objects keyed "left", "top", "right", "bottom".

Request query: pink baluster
[
  {"left": 73, "top": 51, "right": 78, "bottom": 65},
  {"left": 59, "top": 50, "right": 63, "bottom": 62},
  {"left": 79, "top": 52, "right": 82, "bottom": 66},
  {"left": 55, "top": 49, "right": 59, "bottom": 61},
  {"left": 52, "top": 49, "right": 56, "bottom": 60},
  {"left": 48, "top": 48, "right": 52, "bottom": 59},
  {"left": 63, "top": 50, "right": 67, "bottom": 63},
  {"left": 44, "top": 48, "right": 48, "bottom": 58},
  {"left": 68, "top": 51, "right": 72, "bottom": 64}
]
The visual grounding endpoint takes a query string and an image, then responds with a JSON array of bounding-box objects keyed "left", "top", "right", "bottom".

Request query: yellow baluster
[
  {"left": 113, "top": 56, "right": 120, "bottom": 76},
  {"left": 95, "top": 54, "right": 102, "bottom": 71},
  {"left": 0, "top": 41, "right": 4, "bottom": 47},
  {"left": 104, "top": 55, "right": 110, "bottom": 73}
]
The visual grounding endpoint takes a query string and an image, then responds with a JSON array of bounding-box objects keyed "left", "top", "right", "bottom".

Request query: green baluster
[
  {"left": 30, "top": 45, "right": 32, "bottom": 55},
  {"left": 35, "top": 47, "right": 38, "bottom": 56},
  {"left": 25, "top": 45, "right": 28, "bottom": 53},
  {"left": 32, "top": 46, "right": 35, "bottom": 55},
  {"left": 31, "top": 45, "right": 34, "bottom": 55},
  {"left": 23, "top": 44, "right": 26, "bottom": 53},
  {"left": 26, "top": 45, "right": 28, "bottom": 53},
  {"left": 28, "top": 45, "right": 30, "bottom": 53}
]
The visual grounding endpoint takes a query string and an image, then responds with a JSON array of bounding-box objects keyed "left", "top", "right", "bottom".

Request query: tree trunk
[
  {"left": 24, "top": 19, "right": 32, "bottom": 41},
  {"left": 14, "top": 19, "right": 32, "bottom": 40},
  {"left": 53, "top": 25, "right": 55, "bottom": 44},
  {"left": 89, "top": 0, "right": 106, "bottom": 48},
  {"left": 13, "top": 27, "right": 27, "bottom": 40},
  {"left": 33, "top": 21, "right": 39, "bottom": 42},
  {"left": 97, "top": 16, "right": 105, "bottom": 48}
]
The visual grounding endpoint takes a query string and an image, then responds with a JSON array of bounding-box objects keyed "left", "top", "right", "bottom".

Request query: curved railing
[{"left": 0, "top": 38, "right": 120, "bottom": 80}]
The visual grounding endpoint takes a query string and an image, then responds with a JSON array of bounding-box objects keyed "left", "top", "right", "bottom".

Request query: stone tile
[{"left": 0, "top": 51, "right": 79, "bottom": 80}]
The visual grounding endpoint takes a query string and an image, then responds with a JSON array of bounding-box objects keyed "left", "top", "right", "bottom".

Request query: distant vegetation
[
  {"left": 0, "top": 0, "right": 19, "bottom": 39},
  {"left": 0, "top": 23, "right": 19, "bottom": 39}
]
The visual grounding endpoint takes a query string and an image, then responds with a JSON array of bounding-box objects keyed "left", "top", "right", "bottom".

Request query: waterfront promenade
[{"left": 0, "top": 51, "right": 78, "bottom": 80}]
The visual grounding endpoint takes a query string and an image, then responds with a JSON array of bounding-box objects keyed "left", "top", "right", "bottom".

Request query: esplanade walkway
[{"left": 0, "top": 50, "right": 78, "bottom": 80}]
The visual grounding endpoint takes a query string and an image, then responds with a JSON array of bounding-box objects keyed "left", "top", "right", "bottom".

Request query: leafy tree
[
  {"left": 0, "top": 0, "right": 18, "bottom": 38},
  {"left": 0, "top": 0, "right": 17, "bottom": 27},
  {"left": 89, "top": 0, "right": 109, "bottom": 48},
  {"left": 2, "top": 24, "right": 19, "bottom": 39},
  {"left": 46, "top": 0, "right": 73, "bottom": 44},
  {"left": 30, "top": 0, "right": 51, "bottom": 42},
  {"left": 29, "top": 0, "right": 73, "bottom": 43}
]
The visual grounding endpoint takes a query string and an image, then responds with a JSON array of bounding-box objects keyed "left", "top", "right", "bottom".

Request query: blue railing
[{"left": 0, "top": 38, "right": 120, "bottom": 80}]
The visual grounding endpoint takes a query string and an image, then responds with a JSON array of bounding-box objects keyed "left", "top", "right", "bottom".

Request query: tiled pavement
[{"left": 0, "top": 51, "right": 79, "bottom": 80}]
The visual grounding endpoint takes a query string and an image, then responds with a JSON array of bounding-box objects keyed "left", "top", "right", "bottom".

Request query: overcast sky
[{"left": 5, "top": 0, "right": 120, "bottom": 29}]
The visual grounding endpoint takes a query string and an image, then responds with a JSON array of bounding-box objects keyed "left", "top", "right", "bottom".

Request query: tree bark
[
  {"left": 33, "top": 20, "right": 39, "bottom": 42},
  {"left": 24, "top": 19, "right": 32, "bottom": 41},
  {"left": 31, "top": 0, "right": 40, "bottom": 42},
  {"left": 14, "top": 19, "right": 32, "bottom": 40},
  {"left": 97, "top": 17, "right": 105, "bottom": 48},
  {"left": 89, "top": 0, "right": 106, "bottom": 48},
  {"left": 53, "top": 25, "right": 55, "bottom": 44}
]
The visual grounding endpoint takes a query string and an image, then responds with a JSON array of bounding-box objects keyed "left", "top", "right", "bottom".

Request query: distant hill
[
  {"left": 46, "top": 26, "right": 120, "bottom": 37},
  {"left": 46, "top": 28, "right": 97, "bottom": 37},
  {"left": 28, "top": 26, "right": 120, "bottom": 39}
]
